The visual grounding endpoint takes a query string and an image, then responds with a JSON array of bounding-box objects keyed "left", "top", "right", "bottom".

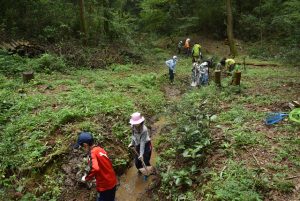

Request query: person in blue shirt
[{"left": 165, "top": 55, "right": 178, "bottom": 84}]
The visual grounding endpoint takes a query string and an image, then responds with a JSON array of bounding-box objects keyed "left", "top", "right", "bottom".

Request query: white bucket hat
[{"left": 129, "top": 112, "right": 145, "bottom": 125}]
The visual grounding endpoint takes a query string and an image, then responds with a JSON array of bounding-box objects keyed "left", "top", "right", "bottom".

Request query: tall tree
[
  {"left": 79, "top": 0, "right": 87, "bottom": 42},
  {"left": 226, "top": 0, "right": 237, "bottom": 57}
]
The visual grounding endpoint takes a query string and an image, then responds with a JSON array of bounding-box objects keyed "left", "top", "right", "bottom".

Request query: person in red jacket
[{"left": 74, "top": 132, "right": 117, "bottom": 201}]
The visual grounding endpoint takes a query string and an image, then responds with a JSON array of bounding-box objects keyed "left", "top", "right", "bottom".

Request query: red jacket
[{"left": 85, "top": 146, "right": 117, "bottom": 192}]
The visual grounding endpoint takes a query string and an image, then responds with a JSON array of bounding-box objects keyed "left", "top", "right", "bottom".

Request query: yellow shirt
[{"left": 225, "top": 59, "right": 235, "bottom": 69}]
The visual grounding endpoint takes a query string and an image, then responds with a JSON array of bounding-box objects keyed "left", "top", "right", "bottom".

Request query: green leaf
[
  {"left": 185, "top": 178, "right": 193, "bottom": 186},
  {"left": 175, "top": 178, "right": 182, "bottom": 186}
]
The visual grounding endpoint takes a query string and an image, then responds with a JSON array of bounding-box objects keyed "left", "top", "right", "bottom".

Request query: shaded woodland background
[
  {"left": 1, "top": 0, "right": 299, "bottom": 65},
  {"left": 1, "top": 1, "right": 300, "bottom": 201}
]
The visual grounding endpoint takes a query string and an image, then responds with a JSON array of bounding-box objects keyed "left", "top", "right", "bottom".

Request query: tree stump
[
  {"left": 214, "top": 70, "right": 221, "bottom": 87},
  {"left": 232, "top": 71, "right": 241, "bottom": 85},
  {"left": 22, "top": 71, "right": 34, "bottom": 83}
]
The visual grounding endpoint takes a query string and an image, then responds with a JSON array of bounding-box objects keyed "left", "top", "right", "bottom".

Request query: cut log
[
  {"left": 214, "top": 70, "right": 221, "bottom": 87},
  {"left": 22, "top": 71, "right": 34, "bottom": 83},
  {"left": 232, "top": 71, "right": 241, "bottom": 85},
  {"left": 1, "top": 40, "right": 45, "bottom": 57}
]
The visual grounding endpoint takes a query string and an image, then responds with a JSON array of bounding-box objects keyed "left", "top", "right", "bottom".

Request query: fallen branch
[
  {"left": 252, "top": 153, "right": 260, "bottom": 166},
  {"left": 286, "top": 175, "right": 300, "bottom": 180},
  {"left": 220, "top": 165, "right": 227, "bottom": 178},
  {"left": 237, "top": 62, "right": 279, "bottom": 67}
]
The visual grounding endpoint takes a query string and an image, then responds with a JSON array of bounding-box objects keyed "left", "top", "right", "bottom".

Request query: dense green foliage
[
  {"left": 1, "top": 0, "right": 299, "bottom": 62},
  {"left": 0, "top": 53, "right": 166, "bottom": 200},
  {"left": 0, "top": 0, "right": 299, "bottom": 200}
]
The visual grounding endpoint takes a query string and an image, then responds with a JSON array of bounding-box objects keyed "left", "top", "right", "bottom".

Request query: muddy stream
[
  {"left": 115, "top": 85, "right": 181, "bottom": 201},
  {"left": 115, "top": 116, "right": 167, "bottom": 201},
  {"left": 58, "top": 86, "right": 181, "bottom": 201}
]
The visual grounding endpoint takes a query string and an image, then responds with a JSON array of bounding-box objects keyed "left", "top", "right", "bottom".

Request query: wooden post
[
  {"left": 214, "top": 70, "right": 221, "bottom": 87},
  {"left": 22, "top": 71, "right": 34, "bottom": 83},
  {"left": 232, "top": 71, "right": 241, "bottom": 85}
]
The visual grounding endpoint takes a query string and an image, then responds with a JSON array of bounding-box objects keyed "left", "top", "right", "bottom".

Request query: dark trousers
[
  {"left": 177, "top": 47, "right": 181, "bottom": 54},
  {"left": 185, "top": 47, "right": 191, "bottom": 56},
  {"left": 97, "top": 186, "right": 116, "bottom": 201},
  {"left": 135, "top": 141, "right": 152, "bottom": 169},
  {"left": 169, "top": 69, "right": 174, "bottom": 83}
]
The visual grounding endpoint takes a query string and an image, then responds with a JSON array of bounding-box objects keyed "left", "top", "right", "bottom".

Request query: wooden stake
[
  {"left": 22, "top": 71, "right": 34, "bottom": 83},
  {"left": 232, "top": 71, "right": 241, "bottom": 85},
  {"left": 214, "top": 70, "right": 221, "bottom": 87}
]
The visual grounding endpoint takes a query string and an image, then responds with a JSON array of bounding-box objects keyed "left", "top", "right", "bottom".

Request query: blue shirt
[{"left": 165, "top": 59, "right": 177, "bottom": 71}]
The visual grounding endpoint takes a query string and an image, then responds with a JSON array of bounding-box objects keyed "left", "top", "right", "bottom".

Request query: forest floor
[
  {"left": 201, "top": 64, "right": 300, "bottom": 201},
  {"left": 0, "top": 39, "right": 299, "bottom": 201}
]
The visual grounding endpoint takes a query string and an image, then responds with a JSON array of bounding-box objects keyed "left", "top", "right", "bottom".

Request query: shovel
[{"left": 130, "top": 147, "right": 155, "bottom": 177}]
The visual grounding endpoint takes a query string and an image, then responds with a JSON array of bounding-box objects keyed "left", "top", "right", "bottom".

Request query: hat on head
[
  {"left": 73, "top": 132, "right": 94, "bottom": 149},
  {"left": 173, "top": 55, "right": 178, "bottom": 60},
  {"left": 129, "top": 112, "right": 145, "bottom": 125}
]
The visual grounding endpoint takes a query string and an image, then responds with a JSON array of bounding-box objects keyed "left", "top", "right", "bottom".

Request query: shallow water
[
  {"left": 115, "top": 117, "right": 166, "bottom": 201},
  {"left": 115, "top": 151, "right": 157, "bottom": 201}
]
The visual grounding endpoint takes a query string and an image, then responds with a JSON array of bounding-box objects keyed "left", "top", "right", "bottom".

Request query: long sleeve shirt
[
  {"left": 85, "top": 146, "right": 117, "bottom": 192},
  {"left": 225, "top": 59, "right": 235, "bottom": 69},
  {"left": 130, "top": 125, "right": 151, "bottom": 157},
  {"left": 192, "top": 44, "right": 201, "bottom": 57},
  {"left": 165, "top": 59, "right": 177, "bottom": 71}
]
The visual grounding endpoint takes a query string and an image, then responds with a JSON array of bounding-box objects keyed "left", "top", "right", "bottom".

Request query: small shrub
[
  {"left": 110, "top": 63, "right": 133, "bottom": 72},
  {"left": 31, "top": 53, "right": 67, "bottom": 73}
]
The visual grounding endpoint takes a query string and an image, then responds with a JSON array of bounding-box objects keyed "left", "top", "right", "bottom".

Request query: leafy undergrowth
[
  {"left": 150, "top": 57, "right": 300, "bottom": 200},
  {"left": 0, "top": 54, "right": 167, "bottom": 200},
  {"left": 1, "top": 50, "right": 299, "bottom": 200},
  {"left": 201, "top": 64, "right": 300, "bottom": 200}
]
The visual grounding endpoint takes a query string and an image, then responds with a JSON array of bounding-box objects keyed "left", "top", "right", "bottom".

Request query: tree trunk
[
  {"left": 79, "top": 0, "right": 87, "bottom": 44},
  {"left": 103, "top": 0, "right": 110, "bottom": 38},
  {"left": 259, "top": 0, "right": 263, "bottom": 48},
  {"left": 226, "top": 0, "right": 238, "bottom": 57}
]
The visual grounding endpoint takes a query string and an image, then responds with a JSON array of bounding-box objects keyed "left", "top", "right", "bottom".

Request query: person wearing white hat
[
  {"left": 128, "top": 112, "right": 152, "bottom": 172},
  {"left": 165, "top": 56, "right": 178, "bottom": 84}
]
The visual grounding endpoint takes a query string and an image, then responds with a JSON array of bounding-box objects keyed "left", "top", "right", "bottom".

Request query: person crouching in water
[
  {"left": 165, "top": 55, "right": 178, "bottom": 84},
  {"left": 128, "top": 112, "right": 152, "bottom": 173},
  {"left": 74, "top": 132, "right": 117, "bottom": 201}
]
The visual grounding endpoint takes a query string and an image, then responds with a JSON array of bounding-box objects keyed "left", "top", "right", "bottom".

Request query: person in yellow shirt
[
  {"left": 192, "top": 42, "right": 202, "bottom": 62},
  {"left": 220, "top": 57, "right": 236, "bottom": 72}
]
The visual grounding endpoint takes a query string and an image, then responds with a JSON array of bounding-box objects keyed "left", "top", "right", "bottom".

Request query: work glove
[
  {"left": 128, "top": 143, "right": 134, "bottom": 148},
  {"left": 138, "top": 155, "right": 143, "bottom": 161},
  {"left": 81, "top": 174, "right": 87, "bottom": 182}
]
